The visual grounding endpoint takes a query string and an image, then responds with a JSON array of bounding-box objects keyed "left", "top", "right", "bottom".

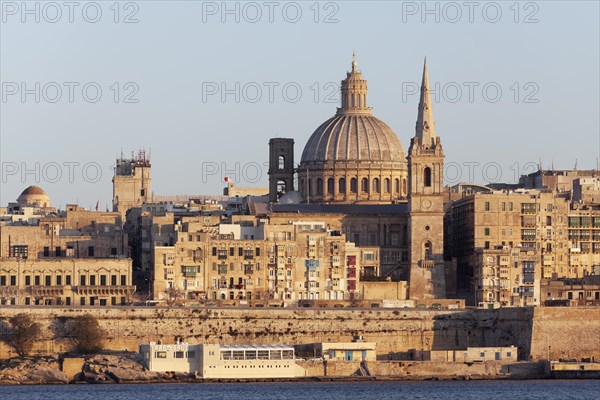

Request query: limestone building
[
  {"left": 267, "top": 55, "right": 447, "bottom": 300},
  {"left": 112, "top": 150, "right": 152, "bottom": 216},
  {"left": 474, "top": 246, "right": 541, "bottom": 307},
  {"left": 447, "top": 188, "right": 600, "bottom": 304},
  {"left": 0, "top": 190, "right": 135, "bottom": 305},
  {"left": 151, "top": 219, "right": 363, "bottom": 303}
]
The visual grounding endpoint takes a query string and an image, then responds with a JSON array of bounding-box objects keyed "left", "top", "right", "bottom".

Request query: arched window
[
  {"left": 361, "top": 178, "right": 369, "bottom": 193},
  {"left": 277, "top": 180, "right": 286, "bottom": 197},
  {"left": 316, "top": 178, "right": 323, "bottom": 195},
  {"left": 308, "top": 179, "right": 312, "bottom": 197},
  {"left": 423, "top": 241, "right": 433, "bottom": 260},
  {"left": 350, "top": 178, "right": 358, "bottom": 193},
  {"left": 339, "top": 178, "right": 346, "bottom": 193},
  {"left": 327, "top": 178, "right": 334, "bottom": 195},
  {"left": 394, "top": 178, "right": 400, "bottom": 194},
  {"left": 384, "top": 178, "right": 390, "bottom": 193},
  {"left": 373, "top": 178, "right": 380, "bottom": 194},
  {"left": 278, "top": 155, "right": 285, "bottom": 170},
  {"left": 402, "top": 178, "right": 407, "bottom": 195},
  {"left": 424, "top": 167, "right": 432, "bottom": 187}
]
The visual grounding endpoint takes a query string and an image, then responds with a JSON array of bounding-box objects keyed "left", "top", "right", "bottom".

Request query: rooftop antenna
[{"left": 574, "top": 159, "right": 578, "bottom": 170}]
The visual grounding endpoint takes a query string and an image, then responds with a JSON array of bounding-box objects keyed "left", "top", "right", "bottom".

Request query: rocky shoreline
[{"left": 0, "top": 354, "right": 595, "bottom": 385}]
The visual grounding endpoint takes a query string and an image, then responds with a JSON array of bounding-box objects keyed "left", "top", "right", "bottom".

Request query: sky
[{"left": 1, "top": 0, "right": 599, "bottom": 210}]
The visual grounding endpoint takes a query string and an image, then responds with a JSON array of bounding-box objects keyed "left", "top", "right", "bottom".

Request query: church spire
[
  {"left": 337, "top": 51, "right": 371, "bottom": 116},
  {"left": 415, "top": 57, "right": 436, "bottom": 146}
]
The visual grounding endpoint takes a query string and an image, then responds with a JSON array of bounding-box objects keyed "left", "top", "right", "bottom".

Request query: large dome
[
  {"left": 300, "top": 114, "right": 405, "bottom": 164},
  {"left": 297, "top": 54, "right": 409, "bottom": 204}
]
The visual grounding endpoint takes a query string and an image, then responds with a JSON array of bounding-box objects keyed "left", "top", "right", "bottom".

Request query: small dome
[
  {"left": 20, "top": 186, "right": 47, "bottom": 196},
  {"left": 17, "top": 186, "right": 50, "bottom": 208}
]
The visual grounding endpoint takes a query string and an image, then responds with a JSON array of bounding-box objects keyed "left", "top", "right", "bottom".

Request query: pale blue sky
[{"left": 1, "top": 1, "right": 599, "bottom": 209}]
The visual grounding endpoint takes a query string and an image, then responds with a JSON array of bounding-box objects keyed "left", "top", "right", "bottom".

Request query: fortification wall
[{"left": 0, "top": 307, "right": 597, "bottom": 361}]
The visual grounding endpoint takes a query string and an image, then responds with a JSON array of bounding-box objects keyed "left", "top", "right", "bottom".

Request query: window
[
  {"left": 35, "top": 276, "right": 40, "bottom": 286},
  {"left": 121, "top": 275, "right": 127, "bottom": 285},
  {"left": 80, "top": 276, "right": 86, "bottom": 286},
  {"left": 111, "top": 275, "right": 117, "bottom": 285},
  {"left": 338, "top": 178, "right": 346, "bottom": 194},
  {"left": 361, "top": 178, "right": 369, "bottom": 193},
  {"left": 395, "top": 178, "right": 400, "bottom": 194},
  {"left": 350, "top": 178, "right": 357, "bottom": 193},
  {"left": 55, "top": 246, "right": 61, "bottom": 257},
  {"left": 522, "top": 261, "right": 535, "bottom": 284},
  {"left": 485, "top": 202, "right": 490, "bottom": 211},
  {"left": 25, "top": 276, "right": 31, "bottom": 286},
  {"left": 212, "top": 247, "right": 217, "bottom": 256},
  {"left": 316, "top": 178, "right": 323, "bottom": 195},
  {"left": 373, "top": 178, "right": 380, "bottom": 194},
  {"left": 327, "top": 178, "right": 334, "bottom": 194},
  {"left": 424, "top": 167, "right": 432, "bottom": 187},
  {"left": 45, "top": 275, "right": 51, "bottom": 286},
  {"left": 384, "top": 178, "right": 390, "bottom": 193},
  {"left": 11, "top": 245, "right": 28, "bottom": 259},
  {"left": 56, "top": 276, "right": 62, "bottom": 286},
  {"left": 111, "top": 247, "right": 117, "bottom": 256},
  {"left": 278, "top": 155, "right": 285, "bottom": 170},
  {"left": 155, "top": 351, "right": 167, "bottom": 359},
  {"left": 485, "top": 228, "right": 490, "bottom": 236},
  {"left": 66, "top": 275, "right": 71, "bottom": 285},
  {"left": 88, "top": 246, "right": 94, "bottom": 257},
  {"left": 174, "top": 351, "right": 185, "bottom": 359},
  {"left": 43, "top": 246, "right": 50, "bottom": 257}
]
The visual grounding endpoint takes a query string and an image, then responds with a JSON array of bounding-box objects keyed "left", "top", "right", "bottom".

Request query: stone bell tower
[
  {"left": 268, "top": 138, "right": 295, "bottom": 202},
  {"left": 407, "top": 59, "right": 446, "bottom": 300},
  {"left": 112, "top": 150, "right": 151, "bottom": 216}
]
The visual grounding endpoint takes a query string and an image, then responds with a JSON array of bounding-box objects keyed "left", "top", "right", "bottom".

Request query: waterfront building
[
  {"left": 425, "top": 346, "right": 518, "bottom": 362},
  {"left": 139, "top": 342, "right": 306, "bottom": 378}
]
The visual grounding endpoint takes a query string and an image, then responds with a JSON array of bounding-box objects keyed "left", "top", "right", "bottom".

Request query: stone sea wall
[{"left": 0, "top": 307, "right": 598, "bottom": 362}]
